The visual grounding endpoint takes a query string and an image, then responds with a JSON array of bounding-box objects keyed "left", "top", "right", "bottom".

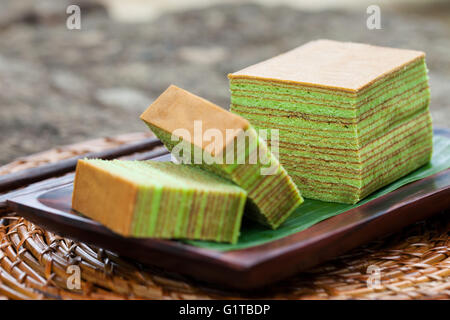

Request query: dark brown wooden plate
[{"left": 7, "top": 164, "right": 450, "bottom": 290}]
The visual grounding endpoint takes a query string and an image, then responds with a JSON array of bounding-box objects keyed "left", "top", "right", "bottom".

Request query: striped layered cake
[
  {"left": 140, "top": 85, "right": 303, "bottom": 229},
  {"left": 229, "top": 40, "right": 433, "bottom": 204},
  {"left": 72, "top": 159, "right": 247, "bottom": 243}
]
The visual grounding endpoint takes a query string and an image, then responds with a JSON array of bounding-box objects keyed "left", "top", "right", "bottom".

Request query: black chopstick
[
  {"left": 0, "top": 137, "right": 162, "bottom": 193},
  {"left": 0, "top": 147, "right": 170, "bottom": 214}
]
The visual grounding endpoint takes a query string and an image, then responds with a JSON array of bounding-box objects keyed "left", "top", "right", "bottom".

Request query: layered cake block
[
  {"left": 140, "top": 85, "right": 303, "bottom": 229},
  {"left": 229, "top": 40, "right": 433, "bottom": 204},
  {"left": 72, "top": 159, "right": 247, "bottom": 243}
]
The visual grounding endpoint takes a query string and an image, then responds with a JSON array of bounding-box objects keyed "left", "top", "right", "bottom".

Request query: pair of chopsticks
[
  {"left": 0, "top": 137, "right": 163, "bottom": 193},
  {"left": 0, "top": 137, "right": 170, "bottom": 213}
]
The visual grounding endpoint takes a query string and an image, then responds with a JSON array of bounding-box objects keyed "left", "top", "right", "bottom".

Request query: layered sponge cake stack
[
  {"left": 229, "top": 40, "right": 433, "bottom": 204},
  {"left": 140, "top": 85, "right": 303, "bottom": 229},
  {"left": 72, "top": 159, "right": 247, "bottom": 243}
]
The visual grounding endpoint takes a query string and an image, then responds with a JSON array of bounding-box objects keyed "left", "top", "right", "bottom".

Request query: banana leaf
[{"left": 186, "top": 134, "right": 450, "bottom": 251}]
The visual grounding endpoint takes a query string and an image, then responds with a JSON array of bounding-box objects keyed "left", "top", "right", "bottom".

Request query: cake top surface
[
  {"left": 229, "top": 39, "right": 425, "bottom": 92},
  {"left": 80, "top": 159, "right": 245, "bottom": 192},
  {"left": 140, "top": 85, "right": 249, "bottom": 153}
]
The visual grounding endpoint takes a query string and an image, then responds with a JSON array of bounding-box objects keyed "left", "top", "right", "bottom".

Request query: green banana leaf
[{"left": 186, "top": 134, "right": 450, "bottom": 251}]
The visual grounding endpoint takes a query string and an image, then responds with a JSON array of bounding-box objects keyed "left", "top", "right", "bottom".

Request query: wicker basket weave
[{"left": 0, "top": 133, "right": 449, "bottom": 300}]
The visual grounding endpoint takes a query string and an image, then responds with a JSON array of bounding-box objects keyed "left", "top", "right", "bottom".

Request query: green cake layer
[
  {"left": 140, "top": 85, "right": 303, "bottom": 229},
  {"left": 229, "top": 40, "right": 433, "bottom": 204},
  {"left": 72, "top": 159, "right": 247, "bottom": 243}
]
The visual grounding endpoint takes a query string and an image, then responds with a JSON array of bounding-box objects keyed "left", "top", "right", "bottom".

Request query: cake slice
[
  {"left": 140, "top": 85, "right": 303, "bottom": 229},
  {"left": 72, "top": 159, "right": 247, "bottom": 243},
  {"left": 229, "top": 39, "right": 433, "bottom": 204}
]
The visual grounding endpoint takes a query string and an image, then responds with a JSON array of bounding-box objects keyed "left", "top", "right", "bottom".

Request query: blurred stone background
[{"left": 0, "top": 0, "right": 449, "bottom": 165}]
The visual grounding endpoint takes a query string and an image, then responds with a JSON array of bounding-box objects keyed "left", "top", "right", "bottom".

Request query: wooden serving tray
[{"left": 7, "top": 165, "right": 450, "bottom": 290}]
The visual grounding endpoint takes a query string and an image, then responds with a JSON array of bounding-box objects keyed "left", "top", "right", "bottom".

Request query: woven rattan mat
[{"left": 0, "top": 133, "right": 449, "bottom": 300}]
